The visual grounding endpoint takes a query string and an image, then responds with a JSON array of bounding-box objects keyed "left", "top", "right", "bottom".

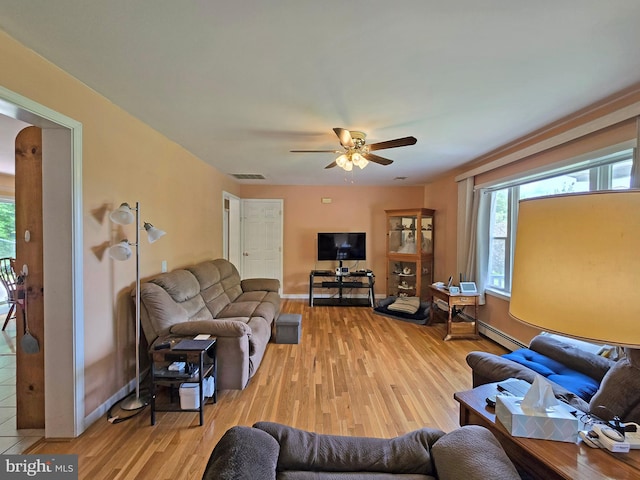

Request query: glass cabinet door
[
  {"left": 388, "top": 259, "right": 417, "bottom": 297},
  {"left": 388, "top": 214, "right": 419, "bottom": 255},
  {"left": 420, "top": 215, "right": 433, "bottom": 255}
]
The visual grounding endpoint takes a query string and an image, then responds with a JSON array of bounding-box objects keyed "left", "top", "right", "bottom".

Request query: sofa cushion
[
  {"left": 502, "top": 348, "right": 600, "bottom": 401},
  {"left": 530, "top": 335, "right": 613, "bottom": 382},
  {"left": 218, "top": 300, "right": 260, "bottom": 320},
  {"left": 432, "top": 426, "right": 520, "bottom": 480},
  {"left": 139, "top": 283, "right": 190, "bottom": 338},
  {"left": 187, "top": 261, "right": 222, "bottom": 290},
  {"left": 149, "top": 269, "right": 212, "bottom": 322},
  {"left": 151, "top": 269, "right": 200, "bottom": 302},
  {"left": 203, "top": 425, "right": 279, "bottom": 480},
  {"left": 254, "top": 422, "right": 442, "bottom": 475}
]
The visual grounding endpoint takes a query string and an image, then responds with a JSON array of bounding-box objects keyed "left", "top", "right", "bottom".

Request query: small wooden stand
[{"left": 428, "top": 285, "right": 479, "bottom": 340}]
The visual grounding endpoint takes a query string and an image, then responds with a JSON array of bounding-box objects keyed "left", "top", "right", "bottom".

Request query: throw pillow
[{"left": 387, "top": 296, "right": 421, "bottom": 314}]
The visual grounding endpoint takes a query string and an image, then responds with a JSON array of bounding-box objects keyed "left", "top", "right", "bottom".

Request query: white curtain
[
  {"left": 631, "top": 117, "right": 640, "bottom": 188},
  {"left": 463, "top": 188, "right": 490, "bottom": 304},
  {"left": 457, "top": 178, "right": 491, "bottom": 305}
]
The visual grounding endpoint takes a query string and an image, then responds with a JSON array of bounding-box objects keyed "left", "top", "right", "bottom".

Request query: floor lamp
[{"left": 109, "top": 201, "right": 166, "bottom": 410}]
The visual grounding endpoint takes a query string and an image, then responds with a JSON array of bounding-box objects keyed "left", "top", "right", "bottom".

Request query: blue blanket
[{"left": 502, "top": 349, "right": 600, "bottom": 402}]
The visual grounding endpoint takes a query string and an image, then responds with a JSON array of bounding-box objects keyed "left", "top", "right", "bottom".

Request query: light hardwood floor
[{"left": 27, "top": 300, "right": 507, "bottom": 479}]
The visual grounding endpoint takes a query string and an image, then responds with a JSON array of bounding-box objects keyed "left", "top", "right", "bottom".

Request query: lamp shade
[
  {"left": 144, "top": 223, "right": 166, "bottom": 243},
  {"left": 509, "top": 190, "right": 640, "bottom": 347},
  {"left": 110, "top": 203, "right": 135, "bottom": 225},
  {"left": 108, "top": 240, "right": 132, "bottom": 261}
]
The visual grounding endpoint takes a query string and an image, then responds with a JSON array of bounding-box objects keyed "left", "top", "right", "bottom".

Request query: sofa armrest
[
  {"left": 203, "top": 426, "right": 279, "bottom": 480},
  {"left": 466, "top": 351, "right": 535, "bottom": 386},
  {"left": 589, "top": 349, "right": 640, "bottom": 423},
  {"left": 241, "top": 278, "right": 280, "bottom": 293},
  {"left": 170, "top": 319, "right": 250, "bottom": 337},
  {"left": 432, "top": 426, "right": 521, "bottom": 480}
]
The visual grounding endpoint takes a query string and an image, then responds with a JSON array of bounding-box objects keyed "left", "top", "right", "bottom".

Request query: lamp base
[{"left": 120, "top": 393, "right": 149, "bottom": 411}]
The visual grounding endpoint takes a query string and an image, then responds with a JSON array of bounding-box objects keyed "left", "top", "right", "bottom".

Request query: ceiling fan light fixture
[
  {"left": 294, "top": 127, "right": 415, "bottom": 171},
  {"left": 336, "top": 154, "right": 349, "bottom": 168},
  {"left": 351, "top": 152, "right": 368, "bottom": 169}
]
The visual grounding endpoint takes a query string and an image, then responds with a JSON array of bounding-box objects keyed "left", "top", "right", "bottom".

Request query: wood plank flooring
[{"left": 27, "top": 300, "right": 507, "bottom": 479}]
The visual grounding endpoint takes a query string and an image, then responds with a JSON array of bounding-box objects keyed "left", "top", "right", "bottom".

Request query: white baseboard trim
[
  {"left": 478, "top": 321, "right": 526, "bottom": 352},
  {"left": 83, "top": 378, "right": 137, "bottom": 430}
]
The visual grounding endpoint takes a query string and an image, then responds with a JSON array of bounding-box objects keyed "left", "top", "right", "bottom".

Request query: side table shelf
[{"left": 150, "top": 338, "right": 217, "bottom": 426}]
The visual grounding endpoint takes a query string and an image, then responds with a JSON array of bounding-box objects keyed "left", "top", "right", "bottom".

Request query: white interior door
[
  {"left": 223, "top": 192, "right": 241, "bottom": 269},
  {"left": 241, "top": 199, "right": 282, "bottom": 287}
]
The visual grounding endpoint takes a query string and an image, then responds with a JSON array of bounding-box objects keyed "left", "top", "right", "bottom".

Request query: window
[
  {"left": 0, "top": 200, "right": 16, "bottom": 305},
  {"left": 486, "top": 153, "right": 633, "bottom": 295}
]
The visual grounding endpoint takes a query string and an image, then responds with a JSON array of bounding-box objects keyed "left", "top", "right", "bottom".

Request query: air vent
[
  {"left": 394, "top": 176, "right": 408, "bottom": 181},
  {"left": 231, "top": 173, "right": 266, "bottom": 180}
]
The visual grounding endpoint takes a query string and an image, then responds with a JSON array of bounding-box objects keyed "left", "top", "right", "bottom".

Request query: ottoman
[{"left": 275, "top": 313, "right": 301, "bottom": 344}]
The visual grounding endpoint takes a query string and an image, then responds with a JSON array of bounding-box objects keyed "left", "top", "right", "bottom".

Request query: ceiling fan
[{"left": 290, "top": 127, "right": 417, "bottom": 171}]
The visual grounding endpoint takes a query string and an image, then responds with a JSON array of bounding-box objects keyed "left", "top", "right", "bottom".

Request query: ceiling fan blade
[
  {"left": 290, "top": 150, "right": 343, "bottom": 153},
  {"left": 324, "top": 161, "right": 338, "bottom": 169},
  {"left": 368, "top": 136, "right": 417, "bottom": 151},
  {"left": 333, "top": 128, "right": 355, "bottom": 148},
  {"left": 364, "top": 153, "right": 394, "bottom": 166}
]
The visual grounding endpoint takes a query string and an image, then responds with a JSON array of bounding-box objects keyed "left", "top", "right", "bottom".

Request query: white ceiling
[{"left": 1, "top": 1, "right": 640, "bottom": 185}]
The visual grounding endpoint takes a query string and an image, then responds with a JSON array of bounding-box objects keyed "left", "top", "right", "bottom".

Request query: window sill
[{"left": 485, "top": 288, "right": 510, "bottom": 302}]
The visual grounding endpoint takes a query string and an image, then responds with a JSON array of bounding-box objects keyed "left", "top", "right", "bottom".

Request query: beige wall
[
  {"left": 423, "top": 173, "right": 459, "bottom": 283},
  {"left": 0, "top": 30, "right": 240, "bottom": 415},
  {"left": 239, "top": 184, "right": 425, "bottom": 296}
]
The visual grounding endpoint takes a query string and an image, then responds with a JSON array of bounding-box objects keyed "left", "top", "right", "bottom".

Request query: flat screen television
[{"left": 317, "top": 232, "right": 366, "bottom": 261}]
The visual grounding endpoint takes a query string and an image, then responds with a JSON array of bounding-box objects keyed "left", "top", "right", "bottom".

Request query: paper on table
[{"left": 194, "top": 334, "right": 210, "bottom": 340}]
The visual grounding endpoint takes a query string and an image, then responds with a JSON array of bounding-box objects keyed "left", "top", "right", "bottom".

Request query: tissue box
[{"left": 496, "top": 396, "right": 579, "bottom": 443}]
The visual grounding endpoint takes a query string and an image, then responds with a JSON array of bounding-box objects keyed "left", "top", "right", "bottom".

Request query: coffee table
[{"left": 454, "top": 383, "right": 640, "bottom": 480}]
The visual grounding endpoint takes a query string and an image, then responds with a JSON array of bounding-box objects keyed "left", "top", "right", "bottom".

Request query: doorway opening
[{"left": 0, "top": 86, "right": 84, "bottom": 440}]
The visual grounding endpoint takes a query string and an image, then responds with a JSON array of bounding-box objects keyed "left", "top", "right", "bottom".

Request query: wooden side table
[
  {"left": 428, "top": 285, "right": 479, "bottom": 340},
  {"left": 454, "top": 383, "right": 640, "bottom": 480}
]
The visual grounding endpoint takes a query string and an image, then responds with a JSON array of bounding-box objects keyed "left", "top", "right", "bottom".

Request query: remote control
[{"left": 154, "top": 341, "right": 171, "bottom": 350}]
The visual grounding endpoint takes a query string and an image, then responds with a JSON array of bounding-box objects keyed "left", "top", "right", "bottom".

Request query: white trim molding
[
  {"left": 456, "top": 101, "right": 640, "bottom": 182},
  {"left": 0, "top": 85, "right": 85, "bottom": 438}
]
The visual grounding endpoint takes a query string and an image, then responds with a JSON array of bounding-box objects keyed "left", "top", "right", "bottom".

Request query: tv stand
[{"left": 309, "top": 270, "right": 375, "bottom": 307}]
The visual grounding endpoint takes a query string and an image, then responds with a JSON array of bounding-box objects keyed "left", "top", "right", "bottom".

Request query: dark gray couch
[
  {"left": 467, "top": 334, "right": 640, "bottom": 424},
  {"left": 203, "top": 421, "right": 521, "bottom": 480}
]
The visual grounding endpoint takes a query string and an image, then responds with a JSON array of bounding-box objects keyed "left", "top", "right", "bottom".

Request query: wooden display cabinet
[{"left": 385, "top": 208, "right": 434, "bottom": 300}]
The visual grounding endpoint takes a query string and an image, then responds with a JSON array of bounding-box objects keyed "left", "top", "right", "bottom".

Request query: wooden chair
[{"left": 0, "top": 257, "right": 18, "bottom": 331}]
